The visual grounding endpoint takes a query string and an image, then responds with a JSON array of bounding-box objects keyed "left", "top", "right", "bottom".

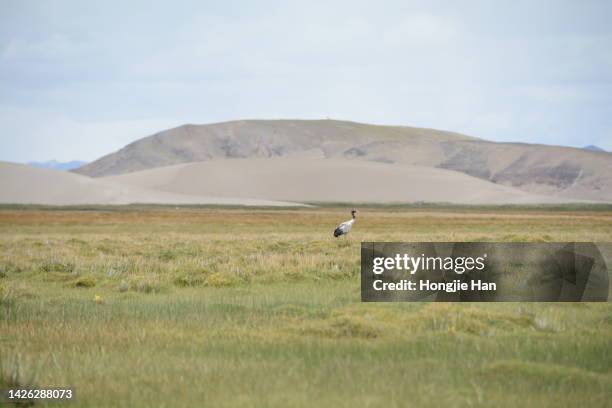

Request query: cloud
[
  {"left": 0, "top": 107, "right": 183, "bottom": 162},
  {"left": 0, "top": 0, "right": 611, "bottom": 160},
  {"left": 382, "top": 13, "right": 459, "bottom": 47},
  {"left": 2, "top": 34, "right": 84, "bottom": 61}
]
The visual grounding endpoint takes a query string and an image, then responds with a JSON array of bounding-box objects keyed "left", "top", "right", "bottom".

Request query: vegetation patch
[
  {"left": 0, "top": 262, "right": 23, "bottom": 277},
  {"left": 70, "top": 275, "right": 97, "bottom": 288},
  {"left": 158, "top": 249, "right": 178, "bottom": 261},
  {"left": 415, "top": 303, "right": 539, "bottom": 335},
  {"left": 0, "top": 282, "right": 36, "bottom": 306},
  {"left": 39, "top": 260, "right": 75, "bottom": 274},
  {"left": 205, "top": 272, "right": 239, "bottom": 287},
  {"left": 0, "top": 355, "right": 38, "bottom": 398},
  {"left": 173, "top": 273, "right": 205, "bottom": 287},
  {"left": 481, "top": 360, "right": 612, "bottom": 391},
  {"left": 128, "top": 276, "right": 166, "bottom": 294}
]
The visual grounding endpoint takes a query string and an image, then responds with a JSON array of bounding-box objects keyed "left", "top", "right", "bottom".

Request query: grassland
[{"left": 1, "top": 206, "right": 611, "bottom": 407}]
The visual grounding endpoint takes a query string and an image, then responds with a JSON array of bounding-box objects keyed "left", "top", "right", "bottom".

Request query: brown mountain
[{"left": 73, "top": 119, "right": 612, "bottom": 202}]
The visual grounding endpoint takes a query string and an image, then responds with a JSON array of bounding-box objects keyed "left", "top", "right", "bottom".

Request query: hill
[
  {"left": 73, "top": 119, "right": 476, "bottom": 177},
  {"left": 73, "top": 119, "right": 612, "bottom": 202},
  {"left": 583, "top": 145, "right": 607, "bottom": 152}
]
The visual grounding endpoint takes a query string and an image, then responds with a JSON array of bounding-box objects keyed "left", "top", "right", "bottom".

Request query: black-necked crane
[{"left": 333, "top": 209, "right": 357, "bottom": 237}]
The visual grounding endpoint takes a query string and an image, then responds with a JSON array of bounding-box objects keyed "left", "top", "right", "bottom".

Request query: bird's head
[{"left": 351, "top": 209, "right": 357, "bottom": 218}]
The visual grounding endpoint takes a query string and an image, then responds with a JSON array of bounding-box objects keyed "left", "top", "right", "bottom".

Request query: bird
[{"left": 333, "top": 209, "right": 357, "bottom": 237}]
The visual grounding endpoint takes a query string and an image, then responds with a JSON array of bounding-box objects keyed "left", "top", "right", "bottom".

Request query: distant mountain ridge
[
  {"left": 29, "top": 160, "right": 87, "bottom": 171},
  {"left": 583, "top": 145, "right": 607, "bottom": 152},
  {"left": 72, "top": 119, "right": 612, "bottom": 202}
]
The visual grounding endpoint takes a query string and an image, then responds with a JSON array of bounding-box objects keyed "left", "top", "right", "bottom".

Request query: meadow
[{"left": 1, "top": 206, "right": 611, "bottom": 407}]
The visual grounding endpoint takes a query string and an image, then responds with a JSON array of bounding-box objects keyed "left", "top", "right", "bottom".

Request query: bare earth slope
[
  {"left": 0, "top": 162, "right": 304, "bottom": 206},
  {"left": 104, "top": 158, "right": 581, "bottom": 204},
  {"left": 74, "top": 119, "right": 476, "bottom": 177},
  {"left": 74, "top": 119, "right": 612, "bottom": 202},
  {"left": 437, "top": 140, "right": 612, "bottom": 201}
]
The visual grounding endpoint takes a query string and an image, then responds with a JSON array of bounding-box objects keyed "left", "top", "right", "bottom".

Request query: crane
[{"left": 333, "top": 209, "right": 357, "bottom": 237}]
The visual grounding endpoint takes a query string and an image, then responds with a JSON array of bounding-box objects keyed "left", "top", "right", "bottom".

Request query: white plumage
[{"left": 333, "top": 209, "right": 357, "bottom": 237}]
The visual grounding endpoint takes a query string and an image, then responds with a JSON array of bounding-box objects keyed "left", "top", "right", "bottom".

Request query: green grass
[{"left": 1, "top": 207, "right": 611, "bottom": 407}]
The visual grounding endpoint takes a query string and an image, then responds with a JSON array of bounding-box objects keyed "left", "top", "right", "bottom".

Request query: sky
[{"left": 1, "top": 0, "right": 611, "bottom": 163}]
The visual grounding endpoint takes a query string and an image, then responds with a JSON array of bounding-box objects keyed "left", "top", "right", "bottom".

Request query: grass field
[{"left": 1, "top": 206, "right": 611, "bottom": 407}]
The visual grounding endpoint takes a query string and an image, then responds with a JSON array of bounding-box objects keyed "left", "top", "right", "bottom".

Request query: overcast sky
[{"left": 1, "top": 0, "right": 611, "bottom": 162}]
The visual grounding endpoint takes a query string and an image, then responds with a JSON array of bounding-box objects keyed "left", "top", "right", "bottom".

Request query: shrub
[
  {"left": 173, "top": 273, "right": 204, "bottom": 287},
  {"left": 0, "top": 262, "right": 23, "bottom": 277},
  {"left": 205, "top": 272, "right": 238, "bottom": 287},
  {"left": 71, "top": 276, "right": 97, "bottom": 288},
  {"left": 129, "top": 276, "right": 165, "bottom": 294},
  {"left": 158, "top": 249, "right": 177, "bottom": 261},
  {"left": 39, "top": 260, "right": 74, "bottom": 274}
]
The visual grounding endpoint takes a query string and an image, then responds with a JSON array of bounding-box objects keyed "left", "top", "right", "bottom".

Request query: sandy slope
[
  {"left": 104, "top": 158, "right": 583, "bottom": 204},
  {"left": 0, "top": 162, "right": 304, "bottom": 206}
]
